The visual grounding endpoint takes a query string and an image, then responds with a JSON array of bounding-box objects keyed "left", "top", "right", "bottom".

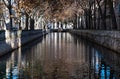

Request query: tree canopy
[{"left": 22, "top": 0, "right": 88, "bottom": 21}]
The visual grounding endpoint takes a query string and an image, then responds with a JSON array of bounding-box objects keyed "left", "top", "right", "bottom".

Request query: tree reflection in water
[{"left": 0, "top": 33, "right": 120, "bottom": 79}]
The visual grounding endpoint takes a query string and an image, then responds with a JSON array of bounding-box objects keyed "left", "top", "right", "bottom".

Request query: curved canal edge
[
  {"left": 0, "top": 30, "right": 49, "bottom": 56},
  {"left": 69, "top": 30, "right": 120, "bottom": 53}
]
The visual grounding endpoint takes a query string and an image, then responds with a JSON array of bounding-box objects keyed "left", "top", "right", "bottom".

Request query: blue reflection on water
[
  {"left": 6, "top": 66, "right": 19, "bottom": 79},
  {"left": 99, "top": 63, "right": 115, "bottom": 79},
  {"left": 94, "top": 48, "right": 115, "bottom": 79},
  {"left": 106, "top": 67, "right": 110, "bottom": 79},
  {"left": 95, "top": 50, "right": 101, "bottom": 74},
  {"left": 101, "top": 64, "right": 105, "bottom": 79}
]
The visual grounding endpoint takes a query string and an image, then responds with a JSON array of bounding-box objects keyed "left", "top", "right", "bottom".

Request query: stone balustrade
[
  {"left": 70, "top": 30, "right": 120, "bottom": 53},
  {"left": 0, "top": 30, "right": 48, "bottom": 56}
]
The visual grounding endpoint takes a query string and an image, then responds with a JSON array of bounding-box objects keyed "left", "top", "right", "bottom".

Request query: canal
[{"left": 0, "top": 32, "right": 120, "bottom": 79}]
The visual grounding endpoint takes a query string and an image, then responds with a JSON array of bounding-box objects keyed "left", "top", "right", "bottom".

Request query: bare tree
[{"left": 2, "top": 0, "right": 13, "bottom": 30}]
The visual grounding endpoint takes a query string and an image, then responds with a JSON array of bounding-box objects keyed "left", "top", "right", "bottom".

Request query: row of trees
[
  {"left": 0, "top": 0, "right": 89, "bottom": 30},
  {"left": 74, "top": 0, "right": 120, "bottom": 30},
  {"left": 0, "top": 0, "right": 39, "bottom": 30},
  {"left": 0, "top": 0, "right": 119, "bottom": 30}
]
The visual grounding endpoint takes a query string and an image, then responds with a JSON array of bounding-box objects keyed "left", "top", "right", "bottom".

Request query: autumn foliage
[{"left": 22, "top": 0, "right": 87, "bottom": 21}]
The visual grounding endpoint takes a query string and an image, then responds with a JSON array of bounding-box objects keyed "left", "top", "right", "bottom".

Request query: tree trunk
[
  {"left": 88, "top": 8, "right": 92, "bottom": 29},
  {"left": 97, "top": 11, "right": 100, "bottom": 30},
  {"left": 85, "top": 10, "right": 88, "bottom": 29},
  {"left": 30, "top": 18, "right": 35, "bottom": 30},
  {"left": 73, "top": 15, "right": 77, "bottom": 29},
  {"left": 103, "top": 0, "right": 107, "bottom": 30},
  {"left": 93, "top": 0, "right": 96, "bottom": 30},
  {"left": 25, "top": 13, "right": 29, "bottom": 30},
  {"left": 96, "top": 0, "right": 106, "bottom": 30},
  {"left": 8, "top": 8, "right": 12, "bottom": 30},
  {"left": 108, "top": 0, "right": 118, "bottom": 30}
]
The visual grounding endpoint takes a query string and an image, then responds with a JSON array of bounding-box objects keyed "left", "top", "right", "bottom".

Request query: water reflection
[
  {"left": 0, "top": 33, "right": 120, "bottom": 79},
  {"left": 5, "top": 30, "right": 22, "bottom": 48}
]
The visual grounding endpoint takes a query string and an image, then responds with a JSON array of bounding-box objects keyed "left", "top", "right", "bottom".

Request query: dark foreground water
[{"left": 0, "top": 33, "right": 120, "bottom": 79}]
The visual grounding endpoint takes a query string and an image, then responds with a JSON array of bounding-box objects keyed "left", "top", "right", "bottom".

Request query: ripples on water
[{"left": 0, "top": 33, "right": 120, "bottom": 79}]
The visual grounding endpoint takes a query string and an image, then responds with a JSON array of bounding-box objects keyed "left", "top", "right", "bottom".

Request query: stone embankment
[
  {"left": 0, "top": 30, "right": 48, "bottom": 56},
  {"left": 70, "top": 30, "right": 120, "bottom": 53}
]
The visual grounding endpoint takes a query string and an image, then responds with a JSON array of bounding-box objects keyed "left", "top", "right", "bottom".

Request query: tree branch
[
  {"left": 2, "top": 0, "right": 9, "bottom": 8},
  {"left": 96, "top": 0, "right": 103, "bottom": 16}
]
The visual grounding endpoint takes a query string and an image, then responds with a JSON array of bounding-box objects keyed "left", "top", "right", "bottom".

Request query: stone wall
[
  {"left": 70, "top": 30, "right": 120, "bottom": 53},
  {"left": 0, "top": 30, "right": 48, "bottom": 56}
]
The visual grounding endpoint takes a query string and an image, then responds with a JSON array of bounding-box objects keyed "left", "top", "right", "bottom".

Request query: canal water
[{"left": 0, "top": 33, "right": 120, "bottom": 79}]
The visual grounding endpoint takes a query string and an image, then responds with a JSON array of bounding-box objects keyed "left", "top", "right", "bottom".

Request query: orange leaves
[{"left": 20, "top": 0, "right": 87, "bottom": 21}]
